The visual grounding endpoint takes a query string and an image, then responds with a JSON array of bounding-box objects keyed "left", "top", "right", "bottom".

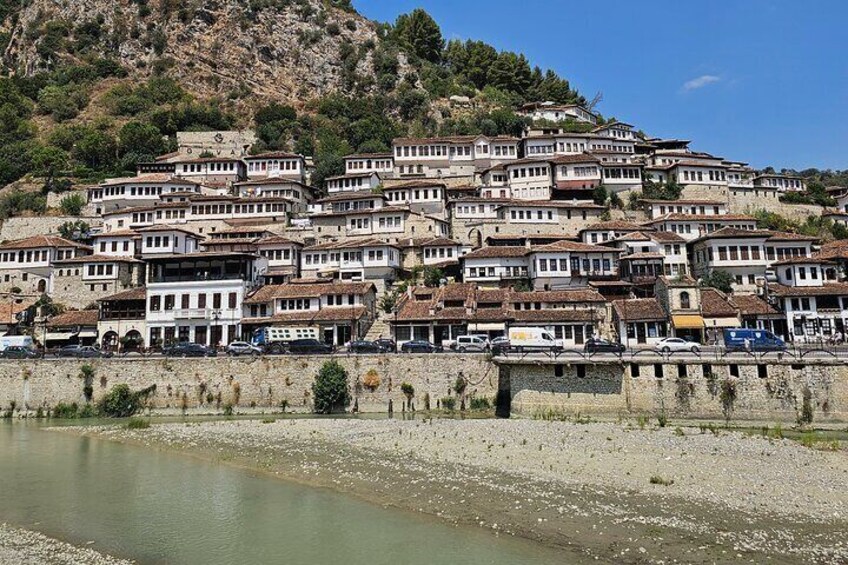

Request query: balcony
[{"left": 173, "top": 308, "right": 212, "bottom": 320}]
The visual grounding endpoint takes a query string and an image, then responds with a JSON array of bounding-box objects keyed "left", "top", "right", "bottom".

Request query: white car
[
  {"left": 452, "top": 335, "right": 489, "bottom": 353},
  {"left": 655, "top": 337, "right": 701, "bottom": 354}
]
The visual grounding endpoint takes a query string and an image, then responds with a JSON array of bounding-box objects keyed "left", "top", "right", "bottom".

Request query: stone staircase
[{"left": 364, "top": 313, "right": 392, "bottom": 341}]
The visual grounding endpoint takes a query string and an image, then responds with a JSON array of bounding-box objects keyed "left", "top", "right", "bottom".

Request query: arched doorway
[
  {"left": 101, "top": 331, "right": 118, "bottom": 349},
  {"left": 36, "top": 279, "right": 46, "bottom": 293},
  {"left": 122, "top": 330, "right": 143, "bottom": 353}
]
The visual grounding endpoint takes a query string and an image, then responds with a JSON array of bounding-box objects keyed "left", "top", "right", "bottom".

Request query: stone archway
[
  {"left": 101, "top": 331, "right": 118, "bottom": 349},
  {"left": 467, "top": 228, "right": 483, "bottom": 248}
]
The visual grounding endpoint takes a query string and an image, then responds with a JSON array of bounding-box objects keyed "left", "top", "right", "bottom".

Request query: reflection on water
[{"left": 0, "top": 422, "right": 573, "bottom": 564}]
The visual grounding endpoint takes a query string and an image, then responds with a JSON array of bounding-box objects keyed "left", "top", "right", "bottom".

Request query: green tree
[
  {"left": 312, "top": 360, "right": 350, "bottom": 414},
  {"left": 72, "top": 129, "right": 117, "bottom": 171},
  {"left": 58, "top": 219, "right": 90, "bottom": 241},
  {"left": 393, "top": 9, "right": 444, "bottom": 63},
  {"left": 423, "top": 266, "right": 444, "bottom": 288},
  {"left": 29, "top": 144, "right": 69, "bottom": 180},
  {"left": 700, "top": 270, "right": 734, "bottom": 294},
  {"left": 118, "top": 121, "right": 166, "bottom": 162},
  {"left": 59, "top": 193, "right": 86, "bottom": 216},
  {"left": 487, "top": 52, "right": 532, "bottom": 95}
]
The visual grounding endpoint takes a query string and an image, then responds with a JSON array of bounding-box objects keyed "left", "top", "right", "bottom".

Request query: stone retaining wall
[
  {"left": 2, "top": 355, "right": 846, "bottom": 422},
  {"left": 0, "top": 354, "right": 498, "bottom": 415},
  {"left": 505, "top": 359, "right": 848, "bottom": 422}
]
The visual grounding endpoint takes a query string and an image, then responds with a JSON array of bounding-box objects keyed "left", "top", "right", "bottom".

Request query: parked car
[
  {"left": 373, "top": 338, "right": 396, "bottom": 352},
  {"left": 56, "top": 345, "right": 112, "bottom": 358},
  {"left": 583, "top": 338, "right": 626, "bottom": 354},
  {"left": 163, "top": 342, "right": 217, "bottom": 357},
  {"left": 400, "top": 340, "right": 441, "bottom": 353},
  {"left": 287, "top": 339, "right": 334, "bottom": 355},
  {"left": 490, "top": 336, "right": 510, "bottom": 354},
  {"left": 655, "top": 337, "right": 701, "bottom": 354},
  {"left": 226, "top": 341, "right": 262, "bottom": 356},
  {"left": 451, "top": 335, "right": 489, "bottom": 353},
  {"left": 348, "top": 340, "right": 384, "bottom": 354},
  {"left": 0, "top": 345, "right": 40, "bottom": 359}
]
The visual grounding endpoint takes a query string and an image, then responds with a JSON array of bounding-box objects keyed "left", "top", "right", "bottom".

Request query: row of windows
[
  {"left": 467, "top": 266, "right": 527, "bottom": 278},
  {"left": 603, "top": 167, "right": 641, "bottom": 179},
  {"left": 347, "top": 159, "right": 392, "bottom": 171},
  {"left": 86, "top": 264, "right": 115, "bottom": 277},
  {"left": 259, "top": 249, "right": 293, "bottom": 261},
  {"left": 386, "top": 189, "right": 441, "bottom": 201},
  {"left": 92, "top": 185, "right": 198, "bottom": 199},
  {"left": 247, "top": 160, "right": 299, "bottom": 172},
  {"left": 423, "top": 247, "right": 455, "bottom": 259},
  {"left": 511, "top": 166, "right": 549, "bottom": 179},
  {"left": 181, "top": 162, "right": 237, "bottom": 173},
  {"left": 656, "top": 205, "right": 722, "bottom": 216},
  {"left": 682, "top": 169, "right": 726, "bottom": 182},
  {"left": 332, "top": 200, "right": 376, "bottom": 212},
  {"left": 536, "top": 258, "right": 613, "bottom": 273},
  {"left": 328, "top": 177, "right": 369, "bottom": 189},
  {"left": 510, "top": 209, "right": 555, "bottom": 221},
  {"left": 150, "top": 292, "right": 236, "bottom": 311},
  {"left": 0, "top": 249, "right": 54, "bottom": 263},
  {"left": 304, "top": 249, "right": 397, "bottom": 265}
]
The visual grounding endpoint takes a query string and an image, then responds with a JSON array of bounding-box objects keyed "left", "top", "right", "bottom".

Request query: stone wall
[
  {"left": 0, "top": 216, "right": 101, "bottom": 242},
  {"left": 0, "top": 354, "right": 498, "bottom": 415},
  {"left": 3, "top": 355, "right": 846, "bottom": 422},
  {"left": 680, "top": 185, "right": 822, "bottom": 223},
  {"left": 505, "top": 359, "right": 848, "bottom": 422}
]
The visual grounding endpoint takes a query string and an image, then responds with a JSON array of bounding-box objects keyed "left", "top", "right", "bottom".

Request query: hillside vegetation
[{"left": 0, "top": 1, "right": 843, "bottom": 212}]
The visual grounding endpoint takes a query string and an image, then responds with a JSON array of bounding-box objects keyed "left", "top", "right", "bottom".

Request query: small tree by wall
[{"left": 312, "top": 360, "right": 351, "bottom": 414}]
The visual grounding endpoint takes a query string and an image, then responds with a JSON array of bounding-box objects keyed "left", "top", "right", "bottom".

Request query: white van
[
  {"left": 451, "top": 335, "right": 489, "bottom": 353},
  {"left": 507, "top": 327, "right": 560, "bottom": 351},
  {"left": 0, "top": 335, "right": 35, "bottom": 352}
]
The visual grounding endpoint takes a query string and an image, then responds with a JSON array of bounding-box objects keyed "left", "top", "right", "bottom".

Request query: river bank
[
  {"left": 0, "top": 524, "right": 132, "bottom": 565},
  {"left": 61, "top": 416, "right": 848, "bottom": 564}
]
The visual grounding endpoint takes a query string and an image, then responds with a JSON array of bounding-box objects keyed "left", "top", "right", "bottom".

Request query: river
[{"left": 0, "top": 421, "right": 573, "bottom": 564}]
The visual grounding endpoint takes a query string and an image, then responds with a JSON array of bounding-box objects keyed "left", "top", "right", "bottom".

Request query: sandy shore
[
  {"left": 0, "top": 524, "right": 132, "bottom": 565},
  {"left": 69, "top": 417, "right": 847, "bottom": 564}
]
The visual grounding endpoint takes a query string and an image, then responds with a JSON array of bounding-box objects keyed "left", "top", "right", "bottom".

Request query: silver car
[
  {"left": 655, "top": 337, "right": 701, "bottom": 354},
  {"left": 226, "top": 341, "right": 263, "bottom": 356}
]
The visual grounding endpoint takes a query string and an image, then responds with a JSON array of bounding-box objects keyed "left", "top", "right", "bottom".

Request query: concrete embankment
[{"left": 0, "top": 354, "right": 846, "bottom": 422}]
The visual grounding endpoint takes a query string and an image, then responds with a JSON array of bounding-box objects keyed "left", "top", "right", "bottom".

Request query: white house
[
  {"left": 145, "top": 252, "right": 267, "bottom": 346},
  {"left": 344, "top": 153, "right": 394, "bottom": 175}
]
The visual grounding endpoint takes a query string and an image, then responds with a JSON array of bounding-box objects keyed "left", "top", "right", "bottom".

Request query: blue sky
[{"left": 353, "top": 1, "right": 848, "bottom": 171}]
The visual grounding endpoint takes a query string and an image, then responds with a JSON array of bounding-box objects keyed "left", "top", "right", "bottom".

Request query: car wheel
[
  {"left": 692, "top": 346, "right": 701, "bottom": 354},
  {"left": 662, "top": 346, "right": 671, "bottom": 354},
  {"left": 458, "top": 346, "right": 466, "bottom": 353}
]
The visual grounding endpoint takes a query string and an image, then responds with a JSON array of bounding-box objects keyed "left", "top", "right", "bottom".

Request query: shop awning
[
  {"left": 705, "top": 317, "right": 739, "bottom": 328},
  {"left": 44, "top": 331, "right": 77, "bottom": 341},
  {"left": 671, "top": 315, "right": 705, "bottom": 329},
  {"left": 468, "top": 322, "right": 505, "bottom": 331},
  {"left": 78, "top": 330, "right": 98, "bottom": 338}
]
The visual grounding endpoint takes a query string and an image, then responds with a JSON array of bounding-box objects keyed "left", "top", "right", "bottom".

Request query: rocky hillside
[{"left": 2, "top": 0, "right": 407, "bottom": 110}]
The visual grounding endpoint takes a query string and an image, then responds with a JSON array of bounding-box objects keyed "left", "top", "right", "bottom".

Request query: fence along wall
[
  {"left": 0, "top": 355, "right": 498, "bottom": 415},
  {"left": 503, "top": 359, "right": 848, "bottom": 422}
]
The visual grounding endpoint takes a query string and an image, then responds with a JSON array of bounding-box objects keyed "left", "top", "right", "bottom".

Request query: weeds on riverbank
[
  {"left": 649, "top": 475, "right": 674, "bottom": 486},
  {"left": 531, "top": 408, "right": 594, "bottom": 423},
  {"left": 126, "top": 418, "right": 150, "bottom": 430},
  {"left": 52, "top": 402, "right": 96, "bottom": 419},
  {"left": 469, "top": 397, "right": 491, "bottom": 411}
]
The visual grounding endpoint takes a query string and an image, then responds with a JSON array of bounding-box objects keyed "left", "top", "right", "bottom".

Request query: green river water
[{"left": 0, "top": 421, "right": 574, "bottom": 564}]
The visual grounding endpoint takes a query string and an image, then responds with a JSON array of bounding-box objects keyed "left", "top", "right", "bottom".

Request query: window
[
  {"left": 150, "top": 296, "right": 161, "bottom": 311},
  {"left": 680, "top": 291, "right": 691, "bottom": 309},
  {"left": 213, "top": 293, "right": 222, "bottom": 309},
  {"left": 228, "top": 293, "right": 237, "bottom": 309}
]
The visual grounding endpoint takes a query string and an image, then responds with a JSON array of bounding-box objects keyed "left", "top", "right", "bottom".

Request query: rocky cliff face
[{"left": 3, "top": 0, "right": 406, "bottom": 108}]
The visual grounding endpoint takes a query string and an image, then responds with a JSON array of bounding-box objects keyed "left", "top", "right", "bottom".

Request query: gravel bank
[
  {"left": 0, "top": 524, "right": 132, "bottom": 565},
  {"left": 71, "top": 418, "right": 848, "bottom": 564}
]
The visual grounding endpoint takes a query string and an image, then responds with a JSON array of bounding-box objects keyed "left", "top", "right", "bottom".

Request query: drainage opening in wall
[
  {"left": 757, "top": 365, "right": 768, "bottom": 379},
  {"left": 630, "top": 364, "right": 640, "bottom": 378}
]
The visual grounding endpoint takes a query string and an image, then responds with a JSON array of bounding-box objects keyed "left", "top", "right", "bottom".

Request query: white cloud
[{"left": 682, "top": 74, "right": 721, "bottom": 91}]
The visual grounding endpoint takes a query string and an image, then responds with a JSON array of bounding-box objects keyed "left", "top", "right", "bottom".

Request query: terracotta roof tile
[
  {"left": 612, "top": 298, "right": 666, "bottom": 321},
  {"left": 47, "top": 310, "right": 99, "bottom": 328}
]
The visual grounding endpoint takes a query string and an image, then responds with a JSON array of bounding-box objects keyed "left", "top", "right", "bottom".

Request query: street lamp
[{"left": 211, "top": 309, "right": 222, "bottom": 348}]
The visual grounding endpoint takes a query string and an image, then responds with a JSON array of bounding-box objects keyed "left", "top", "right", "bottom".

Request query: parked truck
[
  {"left": 0, "top": 335, "right": 35, "bottom": 352},
  {"left": 722, "top": 328, "right": 787, "bottom": 352},
  {"left": 252, "top": 326, "right": 319, "bottom": 353},
  {"left": 507, "top": 327, "right": 561, "bottom": 351}
]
